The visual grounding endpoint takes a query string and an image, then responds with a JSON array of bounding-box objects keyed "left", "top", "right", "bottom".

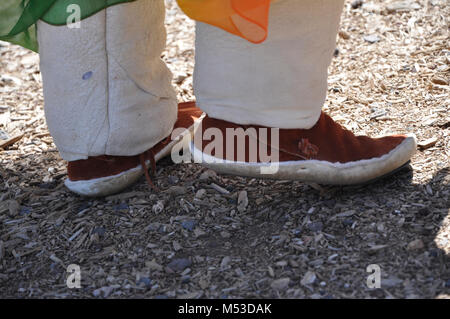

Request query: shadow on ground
[{"left": 0, "top": 152, "right": 448, "bottom": 298}]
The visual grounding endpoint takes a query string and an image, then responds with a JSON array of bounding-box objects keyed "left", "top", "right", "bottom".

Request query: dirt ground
[{"left": 0, "top": 0, "right": 448, "bottom": 299}]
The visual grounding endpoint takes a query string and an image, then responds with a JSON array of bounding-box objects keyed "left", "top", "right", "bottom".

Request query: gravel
[{"left": 0, "top": 0, "right": 448, "bottom": 299}]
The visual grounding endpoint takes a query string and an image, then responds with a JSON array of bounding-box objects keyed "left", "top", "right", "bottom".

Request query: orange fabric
[{"left": 177, "top": 0, "right": 271, "bottom": 43}]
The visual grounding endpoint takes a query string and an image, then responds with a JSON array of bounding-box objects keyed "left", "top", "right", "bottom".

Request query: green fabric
[{"left": 0, "top": 0, "right": 135, "bottom": 52}]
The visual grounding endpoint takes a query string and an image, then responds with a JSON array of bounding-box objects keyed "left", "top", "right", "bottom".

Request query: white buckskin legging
[{"left": 37, "top": 0, "right": 345, "bottom": 162}]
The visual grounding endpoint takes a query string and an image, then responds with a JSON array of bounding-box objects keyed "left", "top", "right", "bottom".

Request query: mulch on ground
[{"left": 0, "top": 0, "right": 448, "bottom": 298}]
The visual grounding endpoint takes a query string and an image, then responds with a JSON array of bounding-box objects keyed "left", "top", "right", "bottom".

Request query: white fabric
[
  {"left": 37, "top": 0, "right": 177, "bottom": 161},
  {"left": 194, "top": 0, "right": 345, "bottom": 129}
]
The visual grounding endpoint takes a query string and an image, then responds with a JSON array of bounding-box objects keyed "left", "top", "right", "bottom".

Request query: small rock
[
  {"left": 339, "top": 30, "right": 350, "bottom": 40},
  {"left": 145, "top": 260, "right": 163, "bottom": 272},
  {"left": 425, "top": 184, "right": 433, "bottom": 196},
  {"left": 167, "top": 258, "right": 192, "bottom": 272},
  {"left": 92, "top": 227, "right": 106, "bottom": 237},
  {"left": 271, "top": 278, "right": 290, "bottom": 290},
  {"left": 113, "top": 202, "right": 128, "bottom": 211},
  {"left": 376, "top": 223, "right": 385, "bottom": 233},
  {"left": 275, "top": 260, "right": 288, "bottom": 267},
  {"left": 368, "top": 245, "right": 389, "bottom": 252},
  {"left": 382, "top": 276, "right": 403, "bottom": 288},
  {"left": 220, "top": 256, "right": 231, "bottom": 269},
  {"left": 146, "top": 223, "right": 160, "bottom": 232},
  {"left": 362, "top": 2, "right": 382, "bottom": 13},
  {"left": 333, "top": 48, "right": 340, "bottom": 57},
  {"left": 195, "top": 189, "right": 206, "bottom": 199},
  {"left": 351, "top": 0, "right": 364, "bottom": 9},
  {"left": 407, "top": 239, "right": 424, "bottom": 251},
  {"left": 301, "top": 271, "right": 317, "bottom": 286},
  {"left": 364, "top": 34, "right": 380, "bottom": 44},
  {"left": 307, "top": 222, "right": 323, "bottom": 232},
  {"left": 92, "top": 289, "right": 101, "bottom": 297},
  {"left": 174, "top": 74, "right": 187, "bottom": 85},
  {"left": 199, "top": 277, "right": 209, "bottom": 289},
  {"left": 1, "top": 75, "right": 21, "bottom": 86},
  {"left": 92, "top": 286, "right": 117, "bottom": 298},
  {"left": 173, "top": 241, "right": 182, "bottom": 251},
  {"left": 386, "top": 1, "right": 421, "bottom": 13},
  {"left": 168, "top": 175, "right": 179, "bottom": 184},
  {"left": 220, "top": 231, "right": 231, "bottom": 239},
  {"left": 152, "top": 200, "right": 164, "bottom": 214},
  {"left": 309, "top": 259, "right": 324, "bottom": 267},
  {"left": 181, "top": 220, "right": 197, "bottom": 231},
  {"left": 137, "top": 277, "right": 152, "bottom": 289},
  {"left": 89, "top": 234, "right": 100, "bottom": 243},
  {"left": 199, "top": 169, "right": 217, "bottom": 180},
  {"left": 0, "top": 129, "right": 9, "bottom": 140},
  {"left": 8, "top": 200, "right": 20, "bottom": 217},
  {"left": 167, "top": 186, "right": 187, "bottom": 196},
  {"left": 193, "top": 228, "right": 206, "bottom": 238},
  {"left": 237, "top": 191, "right": 249, "bottom": 212},
  {"left": 370, "top": 108, "right": 388, "bottom": 120}
]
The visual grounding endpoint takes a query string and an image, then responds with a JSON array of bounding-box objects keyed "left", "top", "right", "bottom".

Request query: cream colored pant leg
[
  {"left": 194, "top": 0, "right": 345, "bottom": 129},
  {"left": 37, "top": 0, "right": 177, "bottom": 161}
]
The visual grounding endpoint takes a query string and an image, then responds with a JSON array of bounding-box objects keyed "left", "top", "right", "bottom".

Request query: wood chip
[
  {"left": 210, "top": 183, "right": 230, "bottom": 195},
  {"left": 431, "top": 76, "right": 448, "bottom": 86},
  {"left": 0, "top": 134, "right": 24, "bottom": 149},
  {"left": 418, "top": 137, "right": 438, "bottom": 149}
]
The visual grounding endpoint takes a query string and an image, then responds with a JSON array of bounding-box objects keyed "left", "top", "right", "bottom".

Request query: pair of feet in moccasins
[{"left": 65, "top": 102, "right": 416, "bottom": 197}]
